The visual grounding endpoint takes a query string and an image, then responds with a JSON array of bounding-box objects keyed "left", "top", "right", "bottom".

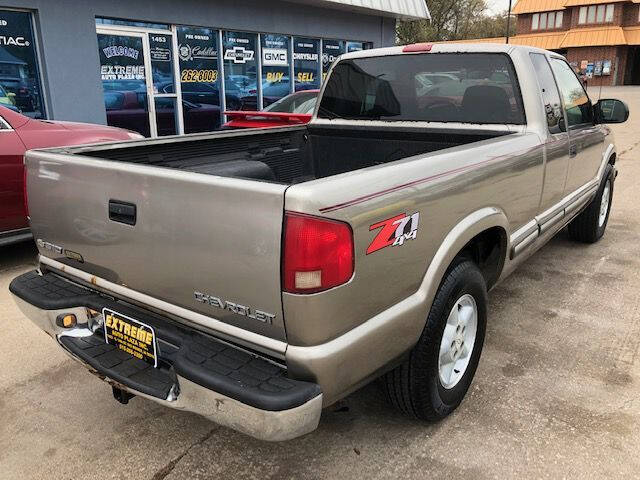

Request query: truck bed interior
[{"left": 81, "top": 125, "right": 511, "bottom": 184}]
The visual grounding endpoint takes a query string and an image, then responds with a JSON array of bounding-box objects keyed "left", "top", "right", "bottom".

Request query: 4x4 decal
[{"left": 366, "top": 212, "right": 420, "bottom": 254}]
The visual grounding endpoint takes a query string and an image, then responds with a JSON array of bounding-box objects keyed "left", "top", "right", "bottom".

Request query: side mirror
[{"left": 595, "top": 98, "right": 629, "bottom": 124}]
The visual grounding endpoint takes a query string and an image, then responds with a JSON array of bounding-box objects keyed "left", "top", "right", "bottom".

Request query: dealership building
[
  {"left": 0, "top": 0, "right": 429, "bottom": 136},
  {"left": 450, "top": 0, "right": 640, "bottom": 87}
]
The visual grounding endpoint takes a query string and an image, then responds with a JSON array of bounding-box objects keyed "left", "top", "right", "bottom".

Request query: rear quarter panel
[{"left": 283, "top": 131, "right": 544, "bottom": 347}]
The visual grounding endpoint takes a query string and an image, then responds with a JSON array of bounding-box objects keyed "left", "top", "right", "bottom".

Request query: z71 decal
[{"left": 367, "top": 212, "right": 420, "bottom": 255}]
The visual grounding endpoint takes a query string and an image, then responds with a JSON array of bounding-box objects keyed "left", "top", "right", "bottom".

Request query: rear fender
[{"left": 286, "top": 206, "right": 510, "bottom": 405}]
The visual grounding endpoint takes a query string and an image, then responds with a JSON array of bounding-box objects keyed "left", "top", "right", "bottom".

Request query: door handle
[
  {"left": 108, "top": 200, "right": 136, "bottom": 225},
  {"left": 569, "top": 144, "right": 578, "bottom": 158}
]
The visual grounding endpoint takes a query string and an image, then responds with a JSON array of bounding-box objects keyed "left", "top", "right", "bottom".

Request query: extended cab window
[
  {"left": 318, "top": 53, "right": 525, "bottom": 124},
  {"left": 529, "top": 53, "right": 564, "bottom": 134},
  {"left": 550, "top": 58, "right": 593, "bottom": 127}
]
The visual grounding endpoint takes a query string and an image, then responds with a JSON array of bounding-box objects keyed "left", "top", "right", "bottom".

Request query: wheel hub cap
[
  {"left": 599, "top": 180, "right": 611, "bottom": 228},
  {"left": 438, "top": 294, "right": 478, "bottom": 389}
]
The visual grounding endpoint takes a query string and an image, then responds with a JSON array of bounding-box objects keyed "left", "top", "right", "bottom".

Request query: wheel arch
[{"left": 418, "top": 207, "right": 510, "bottom": 314}]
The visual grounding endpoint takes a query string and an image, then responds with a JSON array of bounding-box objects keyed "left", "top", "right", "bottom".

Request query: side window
[
  {"left": 529, "top": 53, "right": 563, "bottom": 134},
  {"left": 550, "top": 58, "right": 593, "bottom": 127}
]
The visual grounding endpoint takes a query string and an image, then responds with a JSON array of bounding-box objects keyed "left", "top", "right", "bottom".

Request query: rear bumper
[{"left": 10, "top": 270, "right": 322, "bottom": 441}]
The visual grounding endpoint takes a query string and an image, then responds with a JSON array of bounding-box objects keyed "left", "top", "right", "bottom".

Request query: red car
[
  {"left": 223, "top": 90, "right": 318, "bottom": 129},
  {"left": 0, "top": 105, "right": 142, "bottom": 246}
]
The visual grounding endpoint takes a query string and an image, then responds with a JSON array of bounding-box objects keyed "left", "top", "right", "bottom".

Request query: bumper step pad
[
  {"left": 60, "top": 334, "right": 175, "bottom": 399},
  {"left": 11, "top": 270, "right": 321, "bottom": 411}
]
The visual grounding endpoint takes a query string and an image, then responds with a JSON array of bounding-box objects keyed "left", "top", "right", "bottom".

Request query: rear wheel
[
  {"left": 568, "top": 164, "right": 614, "bottom": 243},
  {"left": 384, "top": 259, "right": 487, "bottom": 421}
]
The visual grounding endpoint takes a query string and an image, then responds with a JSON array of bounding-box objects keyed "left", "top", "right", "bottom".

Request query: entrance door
[{"left": 97, "top": 27, "right": 182, "bottom": 137}]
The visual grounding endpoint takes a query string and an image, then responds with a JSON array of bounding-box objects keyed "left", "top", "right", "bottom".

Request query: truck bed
[{"left": 77, "top": 125, "right": 510, "bottom": 184}]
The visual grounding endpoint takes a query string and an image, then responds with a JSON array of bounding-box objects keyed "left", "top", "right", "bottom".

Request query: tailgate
[{"left": 25, "top": 149, "right": 288, "bottom": 343}]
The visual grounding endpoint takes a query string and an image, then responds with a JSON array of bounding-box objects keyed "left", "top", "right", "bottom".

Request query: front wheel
[
  {"left": 384, "top": 259, "right": 487, "bottom": 421},
  {"left": 568, "top": 164, "right": 614, "bottom": 243}
]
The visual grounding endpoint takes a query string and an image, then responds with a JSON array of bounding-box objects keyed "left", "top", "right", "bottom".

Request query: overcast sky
[{"left": 484, "top": 0, "right": 512, "bottom": 15}]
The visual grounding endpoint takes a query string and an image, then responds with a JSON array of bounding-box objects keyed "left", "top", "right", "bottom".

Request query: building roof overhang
[{"left": 284, "top": 0, "right": 430, "bottom": 19}]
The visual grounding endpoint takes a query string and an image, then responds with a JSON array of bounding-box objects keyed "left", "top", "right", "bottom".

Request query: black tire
[
  {"left": 568, "top": 164, "right": 614, "bottom": 243},
  {"left": 383, "top": 259, "right": 487, "bottom": 421}
]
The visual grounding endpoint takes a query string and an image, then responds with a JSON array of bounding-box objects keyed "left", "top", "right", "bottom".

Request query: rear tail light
[
  {"left": 283, "top": 212, "right": 354, "bottom": 294},
  {"left": 23, "top": 165, "right": 29, "bottom": 217}
]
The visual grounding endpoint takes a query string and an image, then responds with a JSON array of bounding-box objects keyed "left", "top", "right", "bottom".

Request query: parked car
[
  {"left": 159, "top": 82, "right": 242, "bottom": 111},
  {"left": 0, "top": 105, "right": 142, "bottom": 246},
  {"left": 104, "top": 91, "right": 221, "bottom": 136},
  {"left": 223, "top": 89, "right": 318, "bottom": 128},
  {"left": 11, "top": 44, "right": 628, "bottom": 441},
  {"left": 238, "top": 78, "right": 294, "bottom": 110}
]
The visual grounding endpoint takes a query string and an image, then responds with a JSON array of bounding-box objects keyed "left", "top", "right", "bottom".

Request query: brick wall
[
  {"left": 622, "top": 3, "right": 640, "bottom": 26},
  {"left": 566, "top": 45, "right": 628, "bottom": 86}
]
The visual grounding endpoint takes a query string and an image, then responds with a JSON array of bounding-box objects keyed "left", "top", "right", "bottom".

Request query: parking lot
[{"left": 1, "top": 86, "right": 639, "bottom": 479}]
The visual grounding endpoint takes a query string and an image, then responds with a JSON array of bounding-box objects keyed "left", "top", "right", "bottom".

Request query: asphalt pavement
[{"left": 1, "top": 86, "right": 640, "bottom": 479}]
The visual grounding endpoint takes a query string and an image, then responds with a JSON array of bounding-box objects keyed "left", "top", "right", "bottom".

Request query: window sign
[
  {"left": 150, "top": 34, "right": 174, "bottom": 93},
  {"left": 223, "top": 31, "right": 257, "bottom": 111},
  {"left": 0, "top": 10, "right": 45, "bottom": 118},
  {"left": 98, "top": 33, "right": 150, "bottom": 136},
  {"left": 293, "top": 37, "right": 320, "bottom": 91},
  {"left": 346, "top": 41, "right": 365, "bottom": 53},
  {"left": 177, "top": 26, "right": 222, "bottom": 131},
  {"left": 322, "top": 39, "right": 344, "bottom": 81},
  {"left": 260, "top": 34, "right": 291, "bottom": 108}
]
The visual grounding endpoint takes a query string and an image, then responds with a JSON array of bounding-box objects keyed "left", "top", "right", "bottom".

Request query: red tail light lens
[
  {"left": 283, "top": 212, "right": 354, "bottom": 294},
  {"left": 23, "top": 165, "right": 29, "bottom": 217}
]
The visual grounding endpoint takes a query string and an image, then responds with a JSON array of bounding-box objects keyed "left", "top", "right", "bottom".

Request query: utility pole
[{"left": 506, "top": 0, "right": 513, "bottom": 43}]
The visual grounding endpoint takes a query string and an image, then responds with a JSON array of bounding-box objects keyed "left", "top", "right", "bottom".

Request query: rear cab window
[{"left": 318, "top": 53, "right": 526, "bottom": 125}]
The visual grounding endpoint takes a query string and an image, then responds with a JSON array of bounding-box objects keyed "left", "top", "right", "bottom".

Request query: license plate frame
[{"left": 103, "top": 308, "right": 158, "bottom": 367}]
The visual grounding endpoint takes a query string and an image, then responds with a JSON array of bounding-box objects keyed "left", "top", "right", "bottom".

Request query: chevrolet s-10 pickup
[{"left": 10, "top": 43, "right": 628, "bottom": 440}]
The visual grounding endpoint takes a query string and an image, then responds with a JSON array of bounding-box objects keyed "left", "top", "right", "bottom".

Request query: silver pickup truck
[{"left": 10, "top": 43, "right": 628, "bottom": 441}]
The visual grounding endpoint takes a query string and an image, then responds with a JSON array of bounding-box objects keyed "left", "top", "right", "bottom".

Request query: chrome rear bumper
[{"left": 11, "top": 293, "right": 322, "bottom": 442}]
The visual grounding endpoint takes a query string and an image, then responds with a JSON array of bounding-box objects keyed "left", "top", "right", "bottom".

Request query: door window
[
  {"left": 550, "top": 58, "right": 593, "bottom": 127},
  {"left": 97, "top": 33, "right": 150, "bottom": 136},
  {"left": 0, "top": 10, "right": 46, "bottom": 118},
  {"left": 530, "top": 53, "right": 563, "bottom": 134}
]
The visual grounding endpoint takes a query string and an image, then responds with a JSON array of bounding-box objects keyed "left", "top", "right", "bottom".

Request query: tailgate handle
[{"left": 108, "top": 200, "right": 136, "bottom": 226}]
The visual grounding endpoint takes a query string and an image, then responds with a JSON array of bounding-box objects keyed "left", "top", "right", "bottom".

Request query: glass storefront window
[
  {"left": 322, "top": 39, "right": 344, "bottom": 81},
  {"left": 97, "top": 33, "right": 150, "bottom": 136},
  {"left": 346, "top": 41, "right": 365, "bottom": 53},
  {"left": 177, "top": 26, "right": 222, "bottom": 131},
  {"left": 150, "top": 34, "right": 174, "bottom": 93},
  {"left": 260, "top": 34, "right": 291, "bottom": 108},
  {"left": 293, "top": 37, "right": 320, "bottom": 91},
  {"left": 0, "top": 10, "right": 46, "bottom": 118},
  {"left": 223, "top": 31, "right": 257, "bottom": 111}
]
